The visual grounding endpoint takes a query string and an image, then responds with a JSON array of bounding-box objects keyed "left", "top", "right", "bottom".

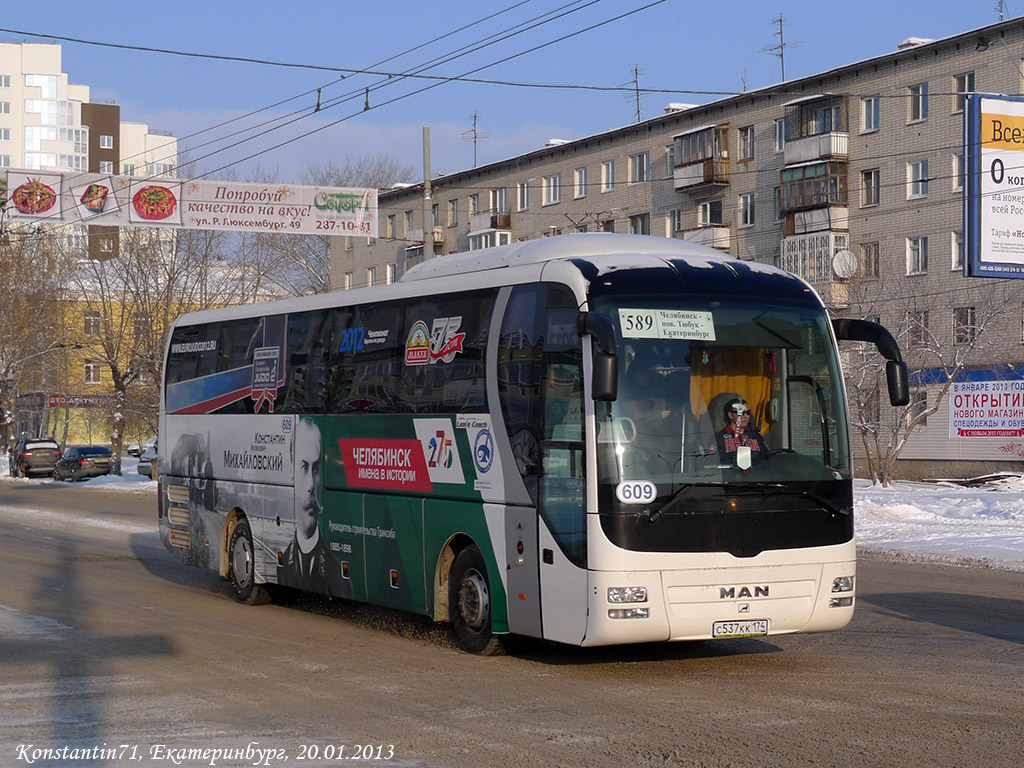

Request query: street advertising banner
[
  {"left": 1, "top": 170, "right": 377, "bottom": 237},
  {"left": 948, "top": 380, "right": 1024, "bottom": 437},
  {"left": 964, "top": 93, "right": 1024, "bottom": 278}
]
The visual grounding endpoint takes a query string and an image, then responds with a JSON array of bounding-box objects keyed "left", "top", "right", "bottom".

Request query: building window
[
  {"left": 953, "top": 71, "right": 974, "bottom": 113},
  {"left": 132, "top": 313, "right": 151, "bottom": 339},
  {"left": 952, "top": 231, "right": 964, "bottom": 271},
  {"left": 907, "top": 236, "right": 929, "bottom": 275},
  {"left": 343, "top": 272, "right": 353, "bottom": 290},
  {"left": 670, "top": 209, "right": 685, "bottom": 233},
  {"left": 84, "top": 361, "right": 102, "bottom": 385},
  {"left": 675, "top": 125, "right": 729, "bottom": 165},
  {"left": 490, "top": 187, "right": 508, "bottom": 213},
  {"left": 952, "top": 153, "right": 964, "bottom": 192},
  {"left": 0, "top": 155, "right": 10, "bottom": 168},
  {"left": 0, "top": 75, "right": 9, "bottom": 88},
  {"left": 99, "top": 134, "right": 114, "bottom": 149},
  {"left": 99, "top": 237, "right": 114, "bottom": 254},
  {"left": 699, "top": 199, "right": 723, "bottom": 226},
  {"left": 367, "top": 267, "right": 376, "bottom": 288},
  {"left": 386, "top": 264, "right": 396, "bottom": 285},
  {"left": 908, "top": 390, "right": 928, "bottom": 427},
  {"left": 629, "top": 151, "right": 650, "bottom": 183},
  {"left": 738, "top": 192, "right": 755, "bottom": 228},
  {"left": 908, "top": 83, "right": 929, "bottom": 123},
  {"left": 953, "top": 306, "right": 977, "bottom": 345},
  {"left": 0, "top": 128, "right": 9, "bottom": 141},
  {"left": 430, "top": 203, "right": 439, "bottom": 229},
  {"left": 774, "top": 117, "right": 789, "bottom": 151},
  {"left": 602, "top": 219, "right": 615, "bottom": 233},
  {"left": 574, "top": 167, "right": 587, "bottom": 199},
  {"left": 859, "top": 242, "right": 880, "bottom": 278},
  {"left": 739, "top": 126, "right": 755, "bottom": 160},
  {"left": 628, "top": 213, "right": 650, "bottom": 236},
  {"left": 447, "top": 199, "right": 458, "bottom": 227},
  {"left": 779, "top": 161, "right": 847, "bottom": 212},
  {"left": 861, "top": 96, "right": 880, "bottom": 133},
  {"left": 469, "top": 193, "right": 479, "bottom": 216},
  {"left": 123, "top": 163, "right": 135, "bottom": 176},
  {"left": 601, "top": 160, "right": 615, "bottom": 192},
  {"left": 403, "top": 210, "right": 413, "bottom": 236},
  {"left": 907, "top": 310, "right": 929, "bottom": 347},
  {"left": 84, "top": 309, "right": 102, "bottom": 336},
  {"left": 517, "top": 181, "right": 530, "bottom": 211},
  {"left": 0, "top": 101, "right": 11, "bottom": 114},
  {"left": 908, "top": 159, "right": 929, "bottom": 198},
  {"left": 386, "top": 214, "right": 396, "bottom": 239},
  {"left": 99, "top": 160, "right": 114, "bottom": 174},
  {"left": 542, "top": 174, "right": 561, "bottom": 205},
  {"left": 861, "top": 168, "right": 880, "bottom": 207}
]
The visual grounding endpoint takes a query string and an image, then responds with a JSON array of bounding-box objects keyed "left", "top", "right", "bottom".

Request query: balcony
[
  {"left": 681, "top": 225, "right": 730, "bottom": 251},
  {"left": 673, "top": 158, "right": 729, "bottom": 190},
  {"left": 469, "top": 211, "right": 511, "bottom": 231},
  {"left": 778, "top": 230, "right": 851, "bottom": 308},
  {"left": 784, "top": 131, "right": 848, "bottom": 165},
  {"left": 407, "top": 226, "right": 445, "bottom": 252}
]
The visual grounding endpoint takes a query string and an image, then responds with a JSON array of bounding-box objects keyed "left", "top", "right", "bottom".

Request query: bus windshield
[{"left": 593, "top": 297, "right": 851, "bottom": 504}]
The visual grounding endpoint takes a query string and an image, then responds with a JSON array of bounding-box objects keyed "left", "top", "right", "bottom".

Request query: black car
[
  {"left": 9, "top": 437, "right": 62, "bottom": 478},
  {"left": 54, "top": 445, "right": 113, "bottom": 481}
]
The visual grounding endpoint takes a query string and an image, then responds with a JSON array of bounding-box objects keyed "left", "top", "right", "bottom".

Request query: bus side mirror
[
  {"left": 832, "top": 318, "right": 910, "bottom": 406},
  {"left": 577, "top": 311, "right": 619, "bottom": 402},
  {"left": 886, "top": 360, "right": 910, "bottom": 407}
]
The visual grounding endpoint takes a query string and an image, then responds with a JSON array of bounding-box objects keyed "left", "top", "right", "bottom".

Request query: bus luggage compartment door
[{"left": 505, "top": 506, "right": 542, "bottom": 639}]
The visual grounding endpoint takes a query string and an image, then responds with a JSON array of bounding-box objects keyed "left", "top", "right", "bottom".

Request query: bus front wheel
[
  {"left": 449, "top": 545, "right": 502, "bottom": 655},
  {"left": 228, "top": 519, "right": 271, "bottom": 606}
]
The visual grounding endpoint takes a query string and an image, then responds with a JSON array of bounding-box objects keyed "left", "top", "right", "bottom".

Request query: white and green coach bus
[{"left": 158, "top": 233, "right": 907, "bottom": 653}]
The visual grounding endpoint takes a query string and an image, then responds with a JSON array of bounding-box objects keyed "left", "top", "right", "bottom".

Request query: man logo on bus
[{"left": 428, "top": 430, "right": 454, "bottom": 470}]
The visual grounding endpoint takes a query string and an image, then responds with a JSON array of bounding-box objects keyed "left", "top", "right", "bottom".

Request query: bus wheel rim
[
  {"left": 458, "top": 570, "right": 489, "bottom": 630},
  {"left": 232, "top": 536, "right": 253, "bottom": 588}
]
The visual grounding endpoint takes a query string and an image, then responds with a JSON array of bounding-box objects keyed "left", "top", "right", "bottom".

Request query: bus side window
[{"left": 282, "top": 310, "right": 330, "bottom": 414}]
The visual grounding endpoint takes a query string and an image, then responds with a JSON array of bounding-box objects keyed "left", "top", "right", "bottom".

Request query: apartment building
[{"left": 336, "top": 17, "right": 1024, "bottom": 476}]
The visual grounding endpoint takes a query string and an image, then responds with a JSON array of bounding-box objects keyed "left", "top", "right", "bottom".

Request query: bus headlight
[
  {"left": 607, "top": 586, "right": 647, "bottom": 603},
  {"left": 608, "top": 607, "right": 650, "bottom": 619},
  {"left": 831, "top": 576, "right": 854, "bottom": 593}
]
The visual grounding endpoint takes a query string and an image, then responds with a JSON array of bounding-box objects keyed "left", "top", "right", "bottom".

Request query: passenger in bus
[
  {"left": 708, "top": 398, "right": 767, "bottom": 468},
  {"left": 277, "top": 417, "right": 348, "bottom": 597}
]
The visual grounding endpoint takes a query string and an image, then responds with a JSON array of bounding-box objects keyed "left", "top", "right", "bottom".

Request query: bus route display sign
[{"left": 964, "top": 93, "right": 1024, "bottom": 278}]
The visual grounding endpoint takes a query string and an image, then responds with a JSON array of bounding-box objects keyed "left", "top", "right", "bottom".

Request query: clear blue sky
[{"left": 1, "top": 1, "right": 1017, "bottom": 184}]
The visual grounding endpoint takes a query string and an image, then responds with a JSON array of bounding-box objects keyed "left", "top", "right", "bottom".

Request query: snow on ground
[{"left": 1, "top": 454, "right": 1022, "bottom": 571}]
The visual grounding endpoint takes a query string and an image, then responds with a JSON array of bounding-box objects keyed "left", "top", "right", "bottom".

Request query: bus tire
[
  {"left": 228, "top": 519, "right": 271, "bottom": 606},
  {"left": 449, "top": 545, "right": 502, "bottom": 655}
]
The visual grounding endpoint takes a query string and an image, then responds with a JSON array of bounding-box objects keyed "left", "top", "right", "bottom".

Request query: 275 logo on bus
[{"left": 405, "top": 316, "right": 466, "bottom": 366}]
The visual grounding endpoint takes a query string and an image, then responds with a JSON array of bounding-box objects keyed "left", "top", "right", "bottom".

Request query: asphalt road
[{"left": 0, "top": 480, "right": 1022, "bottom": 768}]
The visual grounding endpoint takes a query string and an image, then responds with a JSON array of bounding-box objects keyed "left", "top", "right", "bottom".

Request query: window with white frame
[
  {"left": 133, "top": 313, "right": 151, "bottom": 339},
  {"left": 861, "top": 96, "right": 880, "bottom": 133},
  {"left": 859, "top": 242, "right": 880, "bottom": 278},
  {"left": 629, "top": 152, "right": 650, "bottom": 183},
  {"left": 344, "top": 272, "right": 353, "bottom": 290},
  {"left": 908, "top": 83, "right": 929, "bottom": 122},
  {"left": 386, "top": 264, "right": 396, "bottom": 284},
  {"left": 0, "top": 155, "right": 10, "bottom": 168},
  {"left": 907, "top": 236, "right": 929, "bottom": 274},
  {"left": 122, "top": 163, "right": 135, "bottom": 176},
  {"left": 774, "top": 187, "right": 782, "bottom": 221},
  {"left": 84, "top": 361, "right": 102, "bottom": 385},
  {"left": 671, "top": 209, "right": 685, "bottom": 233},
  {"left": 953, "top": 71, "right": 974, "bottom": 113},
  {"left": 517, "top": 181, "right": 530, "bottom": 211},
  {"left": 447, "top": 199, "right": 458, "bottom": 227},
  {"left": 0, "top": 128, "right": 9, "bottom": 141},
  {"left": 84, "top": 309, "right": 102, "bottom": 336},
  {"left": 367, "top": 267, "right": 376, "bottom": 287},
  {"left": 403, "top": 210, "right": 414, "bottom": 236},
  {"left": 25, "top": 74, "right": 57, "bottom": 98},
  {"left": 774, "top": 117, "right": 789, "bottom": 151},
  {"left": 490, "top": 187, "right": 508, "bottom": 213},
  {"left": 953, "top": 306, "right": 977, "bottom": 345},
  {"left": 739, "top": 126, "right": 755, "bottom": 160},
  {"left": 952, "top": 231, "right": 964, "bottom": 271},
  {"left": 699, "top": 199, "right": 723, "bottom": 226},
  {"left": 908, "top": 390, "right": 928, "bottom": 427},
  {"left": 99, "top": 160, "right": 114, "bottom": 174},
  {"left": 738, "top": 192, "right": 755, "bottom": 227},
  {"left": 861, "top": 168, "right": 880, "bottom": 207},
  {"left": 430, "top": 203, "right": 439, "bottom": 228},
  {"left": 907, "top": 310, "right": 929, "bottom": 347},
  {"left": 542, "top": 174, "right": 561, "bottom": 205},
  {"left": 99, "top": 134, "right": 113, "bottom": 149},
  {"left": 574, "top": 167, "right": 587, "bottom": 199},
  {"left": 601, "top": 159, "right": 615, "bottom": 192},
  {"left": 908, "top": 159, "right": 929, "bottom": 198},
  {"left": 386, "top": 214, "right": 395, "bottom": 239},
  {"left": 469, "top": 193, "right": 479, "bottom": 216},
  {"left": 0, "top": 101, "right": 10, "bottom": 114},
  {"left": 99, "top": 237, "right": 114, "bottom": 254},
  {"left": 952, "top": 153, "right": 964, "bottom": 192},
  {"left": 0, "top": 75, "right": 9, "bottom": 88},
  {"left": 628, "top": 213, "right": 650, "bottom": 236}
]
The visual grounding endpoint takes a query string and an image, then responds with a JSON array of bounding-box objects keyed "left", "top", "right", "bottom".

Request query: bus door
[{"left": 498, "top": 285, "right": 588, "bottom": 645}]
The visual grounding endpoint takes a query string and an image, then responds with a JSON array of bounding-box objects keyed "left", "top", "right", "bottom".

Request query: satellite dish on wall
[{"left": 832, "top": 249, "right": 858, "bottom": 279}]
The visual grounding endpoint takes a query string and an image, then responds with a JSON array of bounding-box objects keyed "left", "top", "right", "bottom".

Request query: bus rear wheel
[
  {"left": 228, "top": 519, "right": 271, "bottom": 606},
  {"left": 449, "top": 545, "right": 502, "bottom": 655}
]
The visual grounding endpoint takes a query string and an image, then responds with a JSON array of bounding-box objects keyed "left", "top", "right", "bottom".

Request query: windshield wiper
[{"left": 642, "top": 481, "right": 848, "bottom": 524}]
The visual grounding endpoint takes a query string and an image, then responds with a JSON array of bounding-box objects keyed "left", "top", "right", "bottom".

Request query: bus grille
[
  {"left": 166, "top": 506, "right": 191, "bottom": 527},
  {"left": 168, "top": 529, "right": 191, "bottom": 548}
]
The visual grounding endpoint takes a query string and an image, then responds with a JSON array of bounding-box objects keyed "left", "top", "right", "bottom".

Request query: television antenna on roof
[{"left": 462, "top": 113, "right": 491, "bottom": 168}]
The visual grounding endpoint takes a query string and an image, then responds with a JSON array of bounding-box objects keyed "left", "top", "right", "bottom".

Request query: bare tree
[{"left": 843, "top": 276, "right": 1018, "bottom": 486}]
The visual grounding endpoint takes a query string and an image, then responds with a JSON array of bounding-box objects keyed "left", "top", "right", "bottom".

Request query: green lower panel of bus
[{"left": 322, "top": 490, "right": 509, "bottom": 633}]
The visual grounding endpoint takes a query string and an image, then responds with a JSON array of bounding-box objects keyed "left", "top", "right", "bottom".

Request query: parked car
[
  {"left": 127, "top": 436, "right": 157, "bottom": 458},
  {"left": 54, "top": 445, "right": 113, "bottom": 481},
  {"left": 9, "top": 437, "right": 62, "bottom": 478},
  {"left": 137, "top": 442, "right": 157, "bottom": 478}
]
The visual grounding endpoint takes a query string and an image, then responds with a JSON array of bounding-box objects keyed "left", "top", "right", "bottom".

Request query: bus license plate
[{"left": 713, "top": 619, "right": 769, "bottom": 638}]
